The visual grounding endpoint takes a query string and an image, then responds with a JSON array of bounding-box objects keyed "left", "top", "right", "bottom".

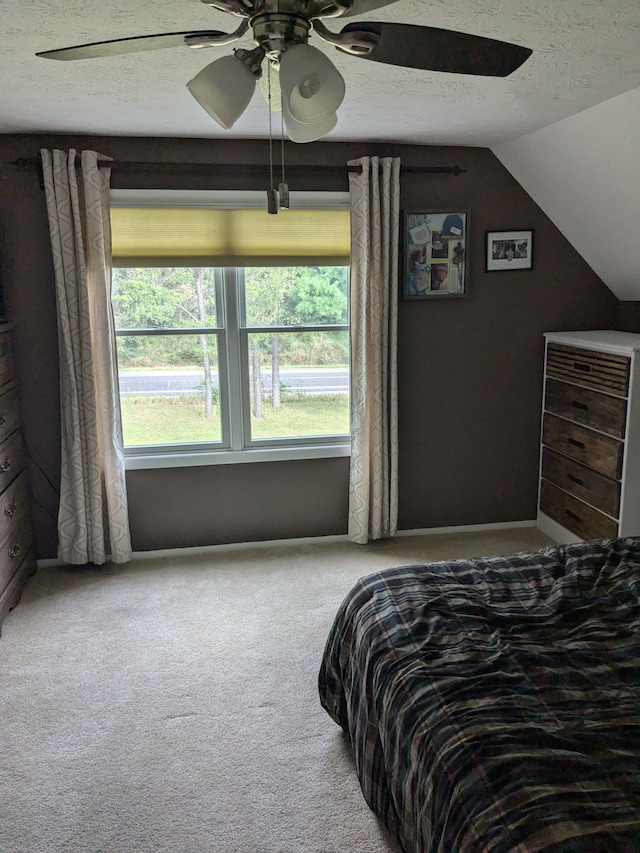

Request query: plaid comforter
[{"left": 318, "top": 538, "right": 640, "bottom": 853}]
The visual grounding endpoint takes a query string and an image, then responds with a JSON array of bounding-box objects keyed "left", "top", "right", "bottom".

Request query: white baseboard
[{"left": 35, "top": 520, "right": 538, "bottom": 568}]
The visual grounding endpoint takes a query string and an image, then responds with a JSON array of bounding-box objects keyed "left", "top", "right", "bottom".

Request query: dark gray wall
[
  {"left": 0, "top": 134, "right": 619, "bottom": 559},
  {"left": 617, "top": 302, "right": 640, "bottom": 333}
]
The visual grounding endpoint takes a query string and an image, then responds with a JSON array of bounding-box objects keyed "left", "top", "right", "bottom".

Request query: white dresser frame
[{"left": 537, "top": 330, "right": 640, "bottom": 543}]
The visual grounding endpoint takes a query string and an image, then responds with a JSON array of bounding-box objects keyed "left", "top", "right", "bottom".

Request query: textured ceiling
[{"left": 2, "top": 0, "right": 640, "bottom": 145}]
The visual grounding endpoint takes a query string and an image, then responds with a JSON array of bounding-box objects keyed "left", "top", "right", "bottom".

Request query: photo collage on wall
[{"left": 404, "top": 211, "right": 468, "bottom": 299}]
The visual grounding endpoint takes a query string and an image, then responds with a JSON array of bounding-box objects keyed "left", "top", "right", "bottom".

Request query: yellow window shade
[{"left": 110, "top": 207, "right": 351, "bottom": 267}]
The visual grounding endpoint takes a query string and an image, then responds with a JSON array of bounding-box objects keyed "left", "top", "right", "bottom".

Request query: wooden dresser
[
  {"left": 0, "top": 323, "right": 35, "bottom": 633},
  {"left": 537, "top": 330, "right": 640, "bottom": 543}
]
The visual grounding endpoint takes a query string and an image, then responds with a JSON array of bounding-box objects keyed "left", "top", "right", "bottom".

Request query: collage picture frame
[{"left": 403, "top": 210, "right": 469, "bottom": 300}]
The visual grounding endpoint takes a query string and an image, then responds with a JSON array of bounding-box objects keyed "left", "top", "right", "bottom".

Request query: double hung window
[{"left": 110, "top": 191, "right": 351, "bottom": 467}]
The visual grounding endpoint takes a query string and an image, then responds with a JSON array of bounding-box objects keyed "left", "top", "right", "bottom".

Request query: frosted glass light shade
[
  {"left": 283, "top": 105, "right": 337, "bottom": 143},
  {"left": 279, "top": 43, "right": 345, "bottom": 124},
  {"left": 187, "top": 54, "right": 256, "bottom": 130}
]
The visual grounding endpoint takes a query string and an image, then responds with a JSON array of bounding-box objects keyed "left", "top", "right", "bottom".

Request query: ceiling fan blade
[
  {"left": 338, "top": 22, "right": 532, "bottom": 76},
  {"left": 338, "top": 0, "right": 401, "bottom": 17},
  {"left": 36, "top": 29, "right": 237, "bottom": 61}
]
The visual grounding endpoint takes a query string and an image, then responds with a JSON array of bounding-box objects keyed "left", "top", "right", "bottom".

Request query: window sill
[{"left": 125, "top": 443, "right": 351, "bottom": 470}]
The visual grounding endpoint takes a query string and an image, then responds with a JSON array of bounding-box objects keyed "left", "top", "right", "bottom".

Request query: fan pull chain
[
  {"left": 278, "top": 89, "right": 289, "bottom": 210},
  {"left": 266, "top": 60, "right": 278, "bottom": 215}
]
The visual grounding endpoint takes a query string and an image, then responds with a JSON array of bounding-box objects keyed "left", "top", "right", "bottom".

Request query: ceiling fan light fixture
[
  {"left": 282, "top": 105, "right": 337, "bottom": 142},
  {"left": 187, "top": 51, "right": 258, "bottom": 130},
  {"left": 279, "top": 43, "right": 345, "bottom": 124}
]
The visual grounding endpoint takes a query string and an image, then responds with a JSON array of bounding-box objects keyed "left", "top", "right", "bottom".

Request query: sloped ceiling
[{"left": 492, "top": 86, "right": 640, "bottom": 301}]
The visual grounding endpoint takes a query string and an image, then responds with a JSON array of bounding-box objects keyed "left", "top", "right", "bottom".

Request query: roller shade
[{"left": 110, "top": 206, "right": 351, "bottom": 267}]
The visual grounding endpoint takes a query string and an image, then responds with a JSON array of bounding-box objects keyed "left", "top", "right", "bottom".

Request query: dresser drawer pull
[
  {"left": 571, "top": 400, "right": 588, "bottom": 411},
  {"left": 565, "top": 509, "right": 581, "bottom": 523},
  {"left": 574, "top": 362, "right": 591, "bottom": 373},
  {"left": 568, "top": 438, "right": 585, "bottom": 449},
  {"left": 0, "top": 457, "right": 10, "bottom": 472},
  {"left": 567, "top": 474, "right": 584, "bottom": 486},
  {"left": 3, "top": 500, "right": 16, "bottom": 517},
  {"left": 8, "top": 542, "right": 21, "bottom": 559}
]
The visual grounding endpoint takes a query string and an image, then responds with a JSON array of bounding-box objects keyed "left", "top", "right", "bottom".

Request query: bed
[{"left": 318, "top": 537, "right": 640, "bottom": 853}]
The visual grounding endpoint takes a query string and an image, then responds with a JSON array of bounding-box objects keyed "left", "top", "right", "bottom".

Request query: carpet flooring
[{"left": 0, "top": 526, "right": 552, "bottom": 853}]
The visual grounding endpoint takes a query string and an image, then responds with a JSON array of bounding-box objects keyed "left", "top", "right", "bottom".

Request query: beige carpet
[{"left": 0, "top": 526, "right": 552, "bottom": 853}]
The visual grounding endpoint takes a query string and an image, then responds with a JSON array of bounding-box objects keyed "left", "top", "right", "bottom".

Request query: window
[{"left": 110, "top": 191, "right": 351, "bottom": 468}]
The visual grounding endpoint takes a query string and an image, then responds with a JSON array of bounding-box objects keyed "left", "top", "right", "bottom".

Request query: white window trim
[
  {"left": 125, "top": 443, "right": 351, "bottom": 470},
  {"left": 111, "top": 189, "right": 352, "bottom": 469}
]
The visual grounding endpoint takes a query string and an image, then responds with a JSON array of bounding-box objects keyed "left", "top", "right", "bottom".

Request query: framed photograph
[
  {"left": 403, "top": 210, "right": 469, "bottom": 299},
  {"left": 485, "top": 229, "right": 534, "bottom": 272}
]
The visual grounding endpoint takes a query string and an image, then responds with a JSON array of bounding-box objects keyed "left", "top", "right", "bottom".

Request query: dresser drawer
[
  {"left": 540, "top": 480, "right": 618, "bottom": 541},
  {"left": 0, "top": 385, "right": 21, "bottom": 445},
  {"left": 544, "top": 377, "right": 627, "bottom": 438},
  {"left": 541, "top": 447, "right": 620, "bottom": 518},
  {"left": 0, "top": 429, "right": 26, "bottom": 494},
  {"left": 0, "top": 514, "right": 33, "bottom": 591},
  {"left": 546, "top": 343, "right": 630, "bottom": 395},
  {"left": 0, "top": 474, "right": 30, "bottom": 539},
  {"left": 542, "top": 413, "right": 623, "bottom": 479},
  {"left": 0, "top": 331, "right": 14, "bottom": 392}
]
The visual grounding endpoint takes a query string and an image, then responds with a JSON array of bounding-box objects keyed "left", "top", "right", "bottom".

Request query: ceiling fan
[{"left": 37, "top": 0, "right": 533, "bottom": 143}]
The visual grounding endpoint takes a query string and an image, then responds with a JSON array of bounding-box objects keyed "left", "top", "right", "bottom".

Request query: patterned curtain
[
  {"left": 41, "top": 149, "right": 132, "bottom": 565},
  {"left": 347, "top": 156, "right": 401, "bottom": 544}
]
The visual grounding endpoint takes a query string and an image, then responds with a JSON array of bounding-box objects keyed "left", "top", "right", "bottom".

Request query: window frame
[{"left": 111, "top": 190, "right": 351, "bottom": 469}]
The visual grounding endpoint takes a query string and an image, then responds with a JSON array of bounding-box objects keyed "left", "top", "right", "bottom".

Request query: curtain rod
[{"left": 11, "top": 155, "right": 466, "bottom": 181}]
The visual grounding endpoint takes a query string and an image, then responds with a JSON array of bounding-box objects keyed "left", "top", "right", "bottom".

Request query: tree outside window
[{"left": 112, "top": 265, "right": 349, "bottom": 451}]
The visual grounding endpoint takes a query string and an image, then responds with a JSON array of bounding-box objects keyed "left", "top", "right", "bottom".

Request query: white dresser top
[{"left": 544, "top": 329, "right": 640, "bottom": 354}]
